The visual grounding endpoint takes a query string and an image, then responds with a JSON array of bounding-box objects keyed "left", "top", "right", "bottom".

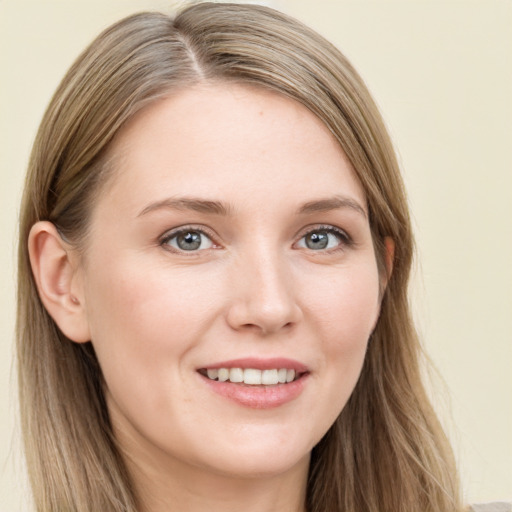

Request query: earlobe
[{"left": 28, "top": 221, "right": 90, "bottom": 343}]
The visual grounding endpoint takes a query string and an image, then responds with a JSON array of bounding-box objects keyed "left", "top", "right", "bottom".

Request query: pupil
[
  {"left": 178, "top": 232, "right": 201, "bottom": 250},
  {"left": 306, "top": 232, "right": 328, "bottom": 249}
]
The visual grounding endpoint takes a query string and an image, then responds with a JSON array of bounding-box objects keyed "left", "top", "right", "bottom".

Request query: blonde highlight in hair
[{"left": 17, "top": 3, "right": 462, "bottom": 511}]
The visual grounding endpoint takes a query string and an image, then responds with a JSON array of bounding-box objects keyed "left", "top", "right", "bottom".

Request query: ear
[
  {"left": 28, "top": 221, "right": 90, "bottom": 343},
  {"left": 378, "top": 236, "right": 395, "bottom": 299},
  {"left": 383, "top": 236, "right": 395, "bottom": 281},
  {"left": 372, "top": 236, "right": 395, "bottom": 333}
]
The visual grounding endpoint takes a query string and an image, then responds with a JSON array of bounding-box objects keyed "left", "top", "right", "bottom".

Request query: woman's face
[{"left": 77, "top": 84, "right": 382, "bottom": 480}]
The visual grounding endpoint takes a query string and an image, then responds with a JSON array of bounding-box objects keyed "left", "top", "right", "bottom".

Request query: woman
[{"left": 16, "top": 2, "right": 503, "bottom": 512}]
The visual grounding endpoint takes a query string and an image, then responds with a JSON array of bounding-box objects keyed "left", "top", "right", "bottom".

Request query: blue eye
[
  {"left": 297, "top": 227, "right": 348, "bottom": 251},
  {"left": 163, "top": 229, "right": 214, "bottom": 252}
]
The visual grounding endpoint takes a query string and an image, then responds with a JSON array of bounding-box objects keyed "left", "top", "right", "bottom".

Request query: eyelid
[{"left": 294, "top": 224, "right": 352, "bottom": 250}]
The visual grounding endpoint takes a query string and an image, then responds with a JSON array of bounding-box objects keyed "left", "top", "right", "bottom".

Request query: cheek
[
  {"left": 86, "top": 254, "right": 216, "bottom": 337},
  {"left": 307, "top": 260, "right": 381, "bottom": 341},
  {"left": 82, "top": 258, "right": 219, "bottom": 400},
  {"left": 302, "top": 261, "right": 380, "bottom": 416}
]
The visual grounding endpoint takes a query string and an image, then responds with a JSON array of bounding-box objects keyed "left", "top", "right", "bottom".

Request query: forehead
[{"left": 98, "top": 83, "right": 366, "bottom": 216}]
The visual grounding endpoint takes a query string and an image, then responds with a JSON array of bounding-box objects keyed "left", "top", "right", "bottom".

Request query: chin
[
  {"left": 185, "top": 429, "right": 314, "bottom": 480},
  {"left": 201, "top": 448, "right": 311, "bottom": 480}
]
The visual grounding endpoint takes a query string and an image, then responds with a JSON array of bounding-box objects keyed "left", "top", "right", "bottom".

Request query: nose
[{"left": 225, "top": 248, "right": 303, "bottom": 336}]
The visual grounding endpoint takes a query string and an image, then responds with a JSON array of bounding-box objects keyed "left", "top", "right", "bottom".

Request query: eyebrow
[
  {"left": 137, "top": 194, "right": 366, "bottom": 218},
  {"left": 297, "top": 195, "right": 367, "bottom": 218},
  {"left": 138, "top": 197, "right": 232, "bottom": 217}
]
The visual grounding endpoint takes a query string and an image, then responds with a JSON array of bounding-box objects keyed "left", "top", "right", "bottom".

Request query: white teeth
[
  {"left": 207, "top": 368, "right": 218, "bottom": 380},
  {"left": 277, "top": 368, "right": 287, "bottom": 383},
  {"left": 204, "top": 367, "right": 300, "bottom": 385},
  {"left": 229, "top": 368, "right": 244, "bottom": 383},
  {"left": 218, "top": 368, "right": 230, "bottom": 382},
  {"left": 261, "top": 369, "right": 279, "bottom": 385},
  {"left": 286, "top": 369, "right": 295, "bottom": 383},
  {"left": 243, "top": 368, "right": 262, "bottom": 385}
]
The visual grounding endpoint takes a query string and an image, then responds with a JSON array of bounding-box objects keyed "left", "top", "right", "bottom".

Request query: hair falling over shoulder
[{"left": 17, "top": 2, "right": 463, "bottom": 511}]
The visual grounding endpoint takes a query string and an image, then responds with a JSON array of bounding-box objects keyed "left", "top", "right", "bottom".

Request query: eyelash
[
  {"left": 296, "top": 224, "right": 352, "bottom": 253},
  {"left": 160, "top": 225, "right": 218, "bottom": 253},
  {"left": 159, "top": 224, "right": 352, "bottom": 254}
]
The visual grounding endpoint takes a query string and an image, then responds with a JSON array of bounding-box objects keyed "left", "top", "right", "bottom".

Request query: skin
[{"left": 30, "top": 83, "right": 390, "bottom": 512}]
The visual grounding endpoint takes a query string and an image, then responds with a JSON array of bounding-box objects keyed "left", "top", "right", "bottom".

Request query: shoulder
[{"left": 469, "top": 503, "right": 512, "bottom": 512}]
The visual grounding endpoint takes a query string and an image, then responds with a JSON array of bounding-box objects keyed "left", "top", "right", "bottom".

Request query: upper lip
[{"left": 199, "top": 357, "right": 308, "bottom": 372}]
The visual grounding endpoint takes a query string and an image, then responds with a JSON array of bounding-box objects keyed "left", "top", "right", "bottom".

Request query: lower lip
[{"left": 199, "top": 373, "right": 308, "bottom": 409}]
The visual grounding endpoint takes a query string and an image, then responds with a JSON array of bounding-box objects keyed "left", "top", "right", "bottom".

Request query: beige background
[{"left": 1, "top": 0, "right": 510, "bottom": 510}]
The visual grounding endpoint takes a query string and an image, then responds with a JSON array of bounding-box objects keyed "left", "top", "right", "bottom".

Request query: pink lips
[
  {"left": 202, "top": 357, "right": 308, "bottom": 372},
  {"left": 198, "top": 357, "right": 309, "bottom": 409}
]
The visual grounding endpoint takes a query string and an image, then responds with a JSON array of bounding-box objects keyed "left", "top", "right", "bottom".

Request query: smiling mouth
[{"left": 198, "top": 367, "right": 305, "bottom": 386}]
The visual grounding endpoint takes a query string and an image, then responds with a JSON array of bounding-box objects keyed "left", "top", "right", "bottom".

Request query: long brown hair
[{"left": 17, "top": 3, "right": 462, "bottom": 511}]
